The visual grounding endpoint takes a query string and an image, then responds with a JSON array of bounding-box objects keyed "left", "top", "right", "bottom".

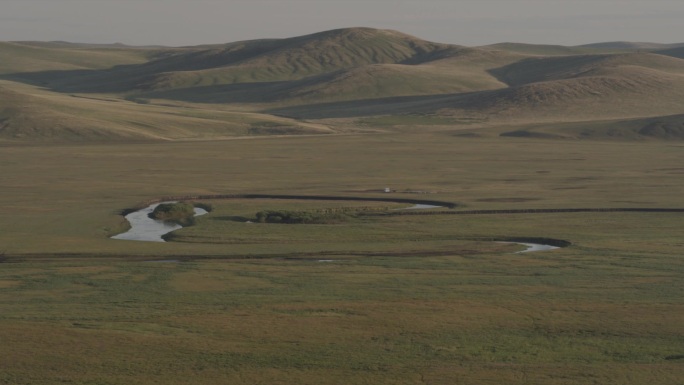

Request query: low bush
[
  {"left": 254, "top": 210, "right": 351, "bottom": 224},
  {"left": 150, "top": 202, "right": 196, "bottom": 225}
]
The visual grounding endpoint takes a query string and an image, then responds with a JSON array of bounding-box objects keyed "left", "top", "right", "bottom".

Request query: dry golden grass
[
  {"left": 1, "top": 130, "right": 683, "bottom": 255},
  {"left": 3, "top": 28, "right": 684, "bottom": 141},
  {"left": 1, "top": 29, "right": 684, "bottom": 384},
  {"left": 0, "top": 80, "right": 334, "bottom": 142}
]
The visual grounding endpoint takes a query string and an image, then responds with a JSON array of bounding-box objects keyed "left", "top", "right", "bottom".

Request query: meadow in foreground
[{"left": 1, "top": 130, "right": 683, "bottom": 384}]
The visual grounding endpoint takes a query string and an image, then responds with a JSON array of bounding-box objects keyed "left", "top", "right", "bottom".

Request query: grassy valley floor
[{"left": 1, "top": 132, "right": 683, "bottom": 384}]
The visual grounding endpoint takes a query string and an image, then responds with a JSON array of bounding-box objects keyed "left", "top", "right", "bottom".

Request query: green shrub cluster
[
  {"left": 150, "top": 202, "right": 196, "bottom": 225},
  {"left": 312, "top": 206, "right": 392, "bottom": 214},
  {"left": 255, "top": 210, "right": 351, "bottom": 224}
]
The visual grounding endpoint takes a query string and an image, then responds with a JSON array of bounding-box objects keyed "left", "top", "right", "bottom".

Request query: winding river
[
  {"left": 112, "top": 201, "right": 563, "bottom": 252},
  {"left": 508, "top": 242, "right": 560, "bottom": 253},
  {"left": 111, "top": 202, "right": 208, "bottom": 242}
]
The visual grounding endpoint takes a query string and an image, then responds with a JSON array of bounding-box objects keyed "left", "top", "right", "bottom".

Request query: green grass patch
[{"left": 1, "top": 127, "right": 684, "bottom": 384}]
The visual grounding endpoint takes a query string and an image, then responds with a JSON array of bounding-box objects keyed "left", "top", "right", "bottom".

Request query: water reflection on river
[
  {"left": 111, "top": 202, "right": 207, "bottom": 242},
  {"left": 514, "top": 242, "right": 560, "bottom": 253}
]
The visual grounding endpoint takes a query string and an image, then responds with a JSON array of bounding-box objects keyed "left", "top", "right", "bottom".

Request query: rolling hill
[
  {"left": 488, "top": 52, "right": 684, "bottom": 86},
  {"left": 481, "top": 43, "right": 601, "bottom": 56},
  {"left": 0, "top": 41, "right": 159, "bottom": 76},
  {"left": 2, "top": 27, "right": 684, "bottom": 142},
  {"left": 19, "top": 27, "right": 521, "bottom": 105},
  {"left": 499, "top": 113, "right": 684, "bottom": 140},
  {"left": 268, "top": 50, "right": 684, "bottom": 124},
  {"left": 0, "top": 81, "right": 332, "bottom": 142},
  {"left": 577, "top": 41, "right": 684, "bottom": 50},
  {"left": 27, "top": 28, "right": 464, "bottom": 94},
  {"left": 656, "top": 46, "right": 684, "bottom": 59}
]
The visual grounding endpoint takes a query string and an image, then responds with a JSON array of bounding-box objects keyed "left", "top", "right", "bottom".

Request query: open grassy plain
[
  {"left": 1, "top": 27, "right": 684, "bottom": 384},
  {"left": 1, "top": 132, "right": 683, "bottom": 384}
]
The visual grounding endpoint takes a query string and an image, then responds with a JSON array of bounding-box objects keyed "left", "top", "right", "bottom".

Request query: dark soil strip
[
  {"left": 120, "top": 194, "right": 459, "bottom": 215},
  {"left": 2, "top": 247, "right": 497, "bottom": 263},
  {"left": 364, "top": 207, "right": 684, "bottom": 217}
]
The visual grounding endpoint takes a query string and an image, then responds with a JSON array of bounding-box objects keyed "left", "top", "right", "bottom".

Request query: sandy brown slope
[
  {"left": 0, "top": 81, "right": 333, "bottom": 142},
  {"left": 0, "top": 85, "right": 156, "bottom": 141},
  {"left": 0, "top": 42, "right": 154, "bottom": 75},
  {"left": 269, "top": 57, "right": 684, "bottom": 124}
]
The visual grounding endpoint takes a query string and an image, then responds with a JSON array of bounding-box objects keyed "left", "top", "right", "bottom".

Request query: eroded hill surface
[{"left": 2, "top": 27, "right": 684, "bottom": 142}]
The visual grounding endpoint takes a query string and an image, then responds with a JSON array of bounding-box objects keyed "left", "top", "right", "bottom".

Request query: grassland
[
  {"left": 1, "top": 28, "right": 684, "bottom": 384},
  {"left": 1, "top": 131, "right": 683, "bottom": 384}
]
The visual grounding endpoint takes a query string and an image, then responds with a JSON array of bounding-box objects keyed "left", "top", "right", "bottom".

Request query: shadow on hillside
[
  {"left": 136, "top": 84, "right": 489, "bottom": 114},
  {"left": 0, "top": 64, "right": 147, "bottom": 93},
  {"left": 133, "top": 82, "right": 291, "bottom": 104},
  {"left": 0, "top": 66, "right": 494, "bottom": 119},
  {"left": 264, "top": 91, "right": 491, "bottom": 119},
  {"left": 0, "top": 66, "right": 483, "bottom": 118}
]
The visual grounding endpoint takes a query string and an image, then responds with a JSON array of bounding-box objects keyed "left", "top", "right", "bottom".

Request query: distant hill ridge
[
  {"left": 2, "top": 27, "right": 684, "bottom": 142},
  {"left": 130, "top": 28, "right": 464, "bottom": 91},
  {"left": 578, "top": 41, "right": 684, "bottom": 50}
]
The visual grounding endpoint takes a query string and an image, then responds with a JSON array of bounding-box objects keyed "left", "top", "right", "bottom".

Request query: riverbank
[{"left": 111, "top": 197, "right": 570, "bottom": 254}]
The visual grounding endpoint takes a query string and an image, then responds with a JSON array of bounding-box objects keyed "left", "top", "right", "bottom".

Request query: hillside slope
[
  {"left": 500, "top": 114, "right": 684, "bottom": 140},
  {"left": 270, "top": 61, "right": 684, "bottom": 123},
  {"left": 577, "top": 41, "right": 684, "bottom": 50},
  {"left": 657, "top": 46, "right": 684, "bottom": 59},
  {"left": 39, "top": 28, "right": 462, "bottom": 94},
  {"left": 489, "top": 52, "right": 684, "bottom": 86},
  {"left": 0, "top": 42, "right": 157, "bottom": 75},
  {"left": 2, "top": 28, "right": 684, "bottom": 142},
  {"left": 467, "top": 67, "right": 684, "bottom": 119},
  {"left": 0, "top": 81, "right": 332, "bottom": 142},
  {"left": 481, "top": 43, "right": 604, "bottom": 56}
]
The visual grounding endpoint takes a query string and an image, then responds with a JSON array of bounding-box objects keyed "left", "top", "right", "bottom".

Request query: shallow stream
[
  {"left": 112, "top": 202, "right": 563, "bottom": 253},
  {"left": 111, "top": 202, "right": 208, "bottom": 242}
]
